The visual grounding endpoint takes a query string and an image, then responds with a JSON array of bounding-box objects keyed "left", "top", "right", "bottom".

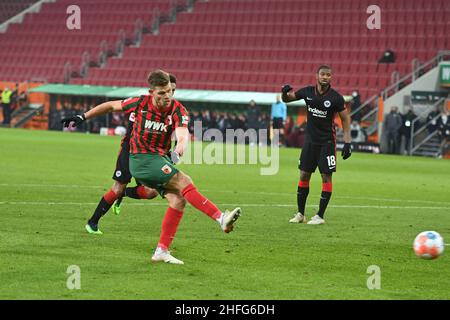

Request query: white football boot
[
  {"left": 289, "top": 212, "right": 306, "bottom": 223},
  {"left": 151, "top": 248, "right": 184, "bottom": 265},
  {"left": 218, "top": 207, "right": 241, "bottom": 233},
  {"left": 306, "top": 215, "right": 325, "bottom": 225}
]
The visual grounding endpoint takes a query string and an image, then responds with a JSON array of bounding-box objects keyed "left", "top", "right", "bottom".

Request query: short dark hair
[
  {"left": 317, "top": 65, "right": 332, "bottom": 74},
  {"left": 169, "top": 73, "right": 177, "bottom": 84},
  {"left": 147, "top": 69, "right": 170, "bottom": 88}
]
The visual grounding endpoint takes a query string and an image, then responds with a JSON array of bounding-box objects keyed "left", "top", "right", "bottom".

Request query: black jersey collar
[{"left": 315, "top": 84, "right": 331, "bottom": 97}]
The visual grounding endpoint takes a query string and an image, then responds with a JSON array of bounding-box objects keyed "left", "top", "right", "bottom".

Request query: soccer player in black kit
[{"left": 281, "top": 65, "right": 352, "bottom": 225}]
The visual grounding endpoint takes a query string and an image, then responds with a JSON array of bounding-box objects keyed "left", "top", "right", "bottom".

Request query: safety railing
[{"left": 409, "top": 98, "right": 446, "bottom": 155}]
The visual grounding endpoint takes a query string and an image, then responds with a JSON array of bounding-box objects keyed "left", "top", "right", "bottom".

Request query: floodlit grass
[{"left": 0, "top": 128, "right": 449, "bottom": 299}]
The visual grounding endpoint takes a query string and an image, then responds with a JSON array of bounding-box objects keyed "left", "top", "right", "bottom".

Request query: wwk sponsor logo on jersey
[
  {"left": 145, "top": 120, "right": 168, "bottom": 132},
  {"left": 308, "top": 106, "right": 328, "bottom": 118}
]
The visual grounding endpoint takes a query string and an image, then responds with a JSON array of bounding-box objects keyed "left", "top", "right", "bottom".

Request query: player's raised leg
[
  {"left": 130, "top": 152, "right": 241, "bottom": 234},
  {"left": 166, "top": 172, "right": 241, "bottom": 233}
]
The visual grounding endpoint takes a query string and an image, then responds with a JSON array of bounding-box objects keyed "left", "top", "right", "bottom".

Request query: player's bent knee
[
  {"left": 112, "top": 182, "right": 126, "bottom": 195},
  {"left": 178, "top": 172, "right": 193, "bottom": 188},
  {"left": 321, "top": 173, "right": 332, "bottom": 183},
  {"left": 166, "top": 194, "right": 186, "bottom": 210},
  {"left": 300, "top": 171, "right": 312, "bottom": 181},
  {"left": 166, "top": 172, "right": 193, "bottom": 192},
  {"left": 176, "top": 197, "right": 187, "bottom": 209},
  {"left": 145, "top": 188, "right": 158, "bottom": 199}
]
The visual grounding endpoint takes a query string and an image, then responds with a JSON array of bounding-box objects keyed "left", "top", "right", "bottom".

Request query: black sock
[
  {"left": 125, "top": 186, "right": 141, "bottom": 199},
  {"left": 115, "top": 195, "right": 124, "bottom": 207},
  {"left": 317, "top": 191, "right": 332, "bottom": 218},
  {"left": 297, "top": 186, "right": 309, "bottom": 214},
  {"left": 88, "top": 197, "right": 112, "bottom": 225}
]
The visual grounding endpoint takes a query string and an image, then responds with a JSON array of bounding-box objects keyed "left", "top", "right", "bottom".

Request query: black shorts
[
  {"left": 299, "top": 141, "right": 337, "bottom": 174},
  {"left": 272, "top": 117, "right": 284, "bottom": 129},
  {"left": 112, "top": 138, "right": 133, "bottom": 184}
]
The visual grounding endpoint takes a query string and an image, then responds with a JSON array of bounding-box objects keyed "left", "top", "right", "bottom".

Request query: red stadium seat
[{"left": 2, "top": 0, "right": 447, "bottom": 96}]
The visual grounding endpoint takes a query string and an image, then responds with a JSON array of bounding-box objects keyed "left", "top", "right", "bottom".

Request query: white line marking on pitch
[
  {"left": 0, "top": 201, "right": 449, "bottom": 210},
  {"left": 0, "top": 183, "right": 103, "bottom": 189},
  {"left": 1, "top": 183, "right": 449, "bottom": 205},
  {"left": 203, "top": 190, "right": 450, "bottom": 205}
]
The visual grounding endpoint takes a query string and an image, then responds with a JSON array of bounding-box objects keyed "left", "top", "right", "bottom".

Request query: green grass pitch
[{"left": 0, "top": 128, "right": 449, "bottom": 299}]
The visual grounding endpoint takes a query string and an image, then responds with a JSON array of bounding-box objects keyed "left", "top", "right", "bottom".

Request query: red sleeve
[
  {"left": 121, "top": 96, "right": 143, "bottom": 114},
  {"left": 173, "top": 102, "right": 189, "bottom": 128}
]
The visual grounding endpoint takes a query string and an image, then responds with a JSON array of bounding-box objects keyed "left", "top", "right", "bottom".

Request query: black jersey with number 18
[{"left": 295, "top": 86, "right": 345, "bottom": 145}]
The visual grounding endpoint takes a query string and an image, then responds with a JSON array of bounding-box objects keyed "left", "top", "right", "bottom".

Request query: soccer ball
[{"left": 413, "top": 231, "right": 444, "bottom": 260}]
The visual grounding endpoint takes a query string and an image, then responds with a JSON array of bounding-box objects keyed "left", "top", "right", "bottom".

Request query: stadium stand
[
  {"left": 0, "top": 0, "right": 448, "bottom": 100},
  {"left": 0, "top": 0, "right": 38, "bottom": 24},
  {"left": 71, "top": 0, "right": 449, "bottom": 100},
  {"left": 0, "top": 0, "right": 173, "bottom": 83}
]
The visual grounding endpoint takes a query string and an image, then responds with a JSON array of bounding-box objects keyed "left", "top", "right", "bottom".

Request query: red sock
[
  {"left": 157, "top": 207, "right": 184, "bottom": 251},
  {"left": 298, "top": 180, "right": 310, "bottom": 188},
  {"left": 181, "top": 184, "right": 221, "bottom": 220},
  {"left": 323, "top": 182, "right": 333, "bottom": 192},
  {"left": 136, "top": 185, "right": 149, "bottom": 199},
  {"left": 104, "top": 189, "right": 119, "bottom": 205}
]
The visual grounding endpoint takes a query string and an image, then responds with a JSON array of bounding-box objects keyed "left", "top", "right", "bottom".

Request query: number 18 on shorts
[{"left": 299, "top": 141, "right": 337, "bottom": 173}]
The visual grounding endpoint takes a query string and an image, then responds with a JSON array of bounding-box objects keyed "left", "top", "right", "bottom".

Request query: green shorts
[{"left": 129, "top": 153, "right": 179, "bottom": 197}]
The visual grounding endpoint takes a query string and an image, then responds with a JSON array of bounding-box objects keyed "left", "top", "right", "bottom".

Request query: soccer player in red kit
[
  {"left": 281, "top": 65, "right": 352, "bottom": 225},
  {"left": 73, "top": 75, "right": 177, "bottom": 235},
  {"left": 62, "top": 70, "right": 241, "bottom": 264}
]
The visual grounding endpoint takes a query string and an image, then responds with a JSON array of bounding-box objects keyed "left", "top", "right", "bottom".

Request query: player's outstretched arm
[
  {"left": 171, "top": 127, "right": 189, "bottom": 164},
  {"left": 61, "top": 100, "right": 123, "bottom": 127},
  {"left": 281, "top": 84, "right": 298, "bottom": 103},
  {"left": 173, "top": 127, "right": 190, "bottom": 157},
  {"left": 84, "top": 100, "right": 123, "bottom": 120},
  {"left": 338, "top": 109, "right": 352, "bottom": 159}
]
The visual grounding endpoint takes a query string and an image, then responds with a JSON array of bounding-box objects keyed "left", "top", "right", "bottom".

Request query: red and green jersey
[{"left": 121, "top": 95, "right": 189, "bottom": 155}]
